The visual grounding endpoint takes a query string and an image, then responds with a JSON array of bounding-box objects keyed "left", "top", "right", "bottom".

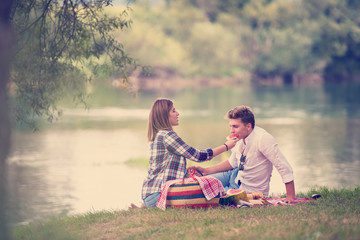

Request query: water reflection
[{"left": 8, "top": 129, "right": 148, "bottom": 225}]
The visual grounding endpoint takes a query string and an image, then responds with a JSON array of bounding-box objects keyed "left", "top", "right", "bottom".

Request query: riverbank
[
  {"left": 12, "top": 186, "right": 360, "bottom": 240},
  {"left": 114, "top": 67, "right": 324, "bottom": 94}
]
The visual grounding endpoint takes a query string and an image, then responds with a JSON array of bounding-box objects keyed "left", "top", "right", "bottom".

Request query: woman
[{"left": 141, "top": 98, "right": 239, "bottom": 207}]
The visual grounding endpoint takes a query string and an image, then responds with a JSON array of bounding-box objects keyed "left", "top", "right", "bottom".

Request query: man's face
[{"left": 229, "top": 118, "right": 252, "bottom": 140}]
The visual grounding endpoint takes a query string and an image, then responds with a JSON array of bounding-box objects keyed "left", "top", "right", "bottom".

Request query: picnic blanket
[
  {"left": 237, "top": 197, "right": 314, "bottom": 208},
  {"left": 264, "top": 197, "right": 312, "bottom": 206},
  {"left": 156, "top": 175, "right": 227, "bottom": 210}
]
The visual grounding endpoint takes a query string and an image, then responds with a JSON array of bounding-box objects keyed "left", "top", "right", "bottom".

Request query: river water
[{"left": 7, "top": 82, "right": 360, "bottom": 225}]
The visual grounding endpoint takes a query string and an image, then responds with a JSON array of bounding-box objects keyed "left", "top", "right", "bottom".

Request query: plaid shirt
[{"left": 141, "top": 129, "right": 213, "bottom": 200}]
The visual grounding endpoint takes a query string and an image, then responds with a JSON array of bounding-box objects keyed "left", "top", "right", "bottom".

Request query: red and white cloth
[
  {"left": 265, "top": 197, "right": 312, "bottom": 206},
  {"left": 156, "top": 175, "right": 227, "bottom": 210}
]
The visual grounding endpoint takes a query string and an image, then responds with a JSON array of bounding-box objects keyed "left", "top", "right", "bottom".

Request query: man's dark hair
[{"left": 227, "top": 106, "right": 255, "bottom": 129}]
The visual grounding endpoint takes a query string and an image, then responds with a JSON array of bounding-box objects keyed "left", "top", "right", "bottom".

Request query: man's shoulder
[
  {"left": 253, "top": 126, "right": 277, "bottom": 146},
  {"left": 251, "top": 126, "right": 275, "bottom": 142},
  {"left": 253, "top": 126, "right": 270, "bottom": 136}
]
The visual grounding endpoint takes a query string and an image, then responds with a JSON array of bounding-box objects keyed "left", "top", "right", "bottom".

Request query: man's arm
[
  {"left": 259, "top": 133, "right": 295, "bottom": 203},
  {"left": 197, "top": 160, "right": 233, "bottom": 176},
  {"left": 284, "top": 181, "right": 295, "bottom": 203}
]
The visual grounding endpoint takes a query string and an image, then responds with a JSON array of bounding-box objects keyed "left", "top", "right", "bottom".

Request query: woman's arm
[
  {"left": 164, "top": 130, "right": 238, "bottom": 162},
  {"left": 212, "top": 138, "right": 238, "bottom": 157}
]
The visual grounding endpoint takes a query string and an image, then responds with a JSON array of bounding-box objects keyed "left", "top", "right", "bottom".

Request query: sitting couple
[{"left": 141, "top": 98, "right": 295, "bottom": 208}]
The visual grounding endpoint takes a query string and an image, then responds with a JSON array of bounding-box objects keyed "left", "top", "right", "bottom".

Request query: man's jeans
[{"left": 211, "top": 167, "right": 240, "bottom": 191}]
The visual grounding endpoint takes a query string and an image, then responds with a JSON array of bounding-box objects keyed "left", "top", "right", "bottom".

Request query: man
[{"left": 197, "top": 106, "right": 295, "bottom": 203}]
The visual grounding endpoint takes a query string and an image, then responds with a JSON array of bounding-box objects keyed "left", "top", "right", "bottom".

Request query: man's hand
[
  {"left": 283, "top": 196, "right": 295, "bottom": 204},
  {"left": 194, "top": 166, "right": 209, "bottom": 176},
  {"left": 284, "top": 181, "right": 296, "bottom": 204},
  {"left": 187, "top": 166, "right": 206, "bottom": 176}
]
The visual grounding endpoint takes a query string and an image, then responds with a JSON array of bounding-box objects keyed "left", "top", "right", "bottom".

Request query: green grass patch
[{"left": 11, "top": 186, "right": 360, "bottom": 240}]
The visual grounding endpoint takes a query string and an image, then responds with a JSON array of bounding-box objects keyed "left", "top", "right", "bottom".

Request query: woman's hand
[
  {"left": 212, "top": 137, "right": 240, "bottom": 157},
  {"left": 225, "top": 137, "right": 239, "bottom": 150}
]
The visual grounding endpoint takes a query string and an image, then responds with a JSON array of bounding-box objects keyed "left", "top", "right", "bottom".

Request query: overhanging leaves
[{"left": 10, "top": 0, "right": 140, "bottom": 128}]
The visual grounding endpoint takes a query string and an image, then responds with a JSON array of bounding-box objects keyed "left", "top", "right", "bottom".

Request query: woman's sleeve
[{"left": 163, "top": 130, "right": 213, "bottom": 162}]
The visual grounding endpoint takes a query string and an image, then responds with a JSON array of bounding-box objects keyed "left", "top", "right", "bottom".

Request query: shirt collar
[{"left": 243, "top": 126, "right": 255, "bottom": 145}]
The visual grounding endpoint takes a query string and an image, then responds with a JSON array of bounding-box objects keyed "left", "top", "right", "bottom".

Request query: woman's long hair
[{"left": 147, "top": 98, "right": 173, "bottom": 141}]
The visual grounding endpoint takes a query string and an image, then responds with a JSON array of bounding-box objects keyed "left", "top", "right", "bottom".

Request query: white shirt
[{"left": 228, "top": 126, "right": 294, "bottom": 196}]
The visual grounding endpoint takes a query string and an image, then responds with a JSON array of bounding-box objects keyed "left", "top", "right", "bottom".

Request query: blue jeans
[
  {"left": 143, "top": 192, "right": 161, "bottom": 207},
  {"left": 211, "top": 168, "right": 240, "bottom": 191}
]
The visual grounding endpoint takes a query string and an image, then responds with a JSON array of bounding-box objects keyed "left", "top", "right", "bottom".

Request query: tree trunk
[{"left": 0, "top": 0, "right": 14, "bottom": 239}]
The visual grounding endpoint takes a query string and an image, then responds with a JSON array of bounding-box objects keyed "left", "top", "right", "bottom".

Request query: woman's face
[{"left": 169, "top": 106, "right": 179, "bottom": 126}]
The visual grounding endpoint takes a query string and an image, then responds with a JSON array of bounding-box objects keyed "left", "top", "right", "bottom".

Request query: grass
[{"left": 12, "top": 186, "right": 360, "bottom": 240}]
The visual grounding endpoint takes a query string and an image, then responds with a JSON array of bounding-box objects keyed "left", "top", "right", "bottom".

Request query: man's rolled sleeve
[
  {"left": 282, "top": 173, "right": 294, "bottom": 184},
  {"left": 260, "top": 132, "right": 294, "bottom": 184},
  {"left": 228, "top": 151, "right": 238, "bottom": 168}
]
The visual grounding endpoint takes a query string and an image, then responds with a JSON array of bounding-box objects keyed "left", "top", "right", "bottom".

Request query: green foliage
[
  {"left": 299, "top": 0, "right": 360, "bottom": 81},
  {"left": 10, "top": 0, "right": 140, "bottom": 128},
  {"left": 9, "top": 0, "right": 360, "bottom": 128},
  {"left": 251, "top": 23, "right": 320, "bottom": 81},
  {"left": 115, "top": 2, "right": 244, "bottom": 77},
  {"left": 112, "top": 3, "right": 205, "bottom": 76},
  {"left": 187, "top": 22, "right": 241, "bottom": 76},
  {"left": 115, "top": 0, "right": 360, "bottom": 83}
]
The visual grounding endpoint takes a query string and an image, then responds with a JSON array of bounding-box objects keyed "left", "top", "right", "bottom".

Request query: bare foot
[
  {"left": 129, "top": 203, "right": 146, "bottom": 209},
  {"left": 129, "top": 203, "right": 139, "bottom": 209}
]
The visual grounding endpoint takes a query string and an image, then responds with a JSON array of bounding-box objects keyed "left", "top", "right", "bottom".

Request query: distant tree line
[
  {"left": 6, "top": 0, "right": 360, "bottom": 127},
  {"left": 119, "top": 0, "right": 360, "bottom": 84}
]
